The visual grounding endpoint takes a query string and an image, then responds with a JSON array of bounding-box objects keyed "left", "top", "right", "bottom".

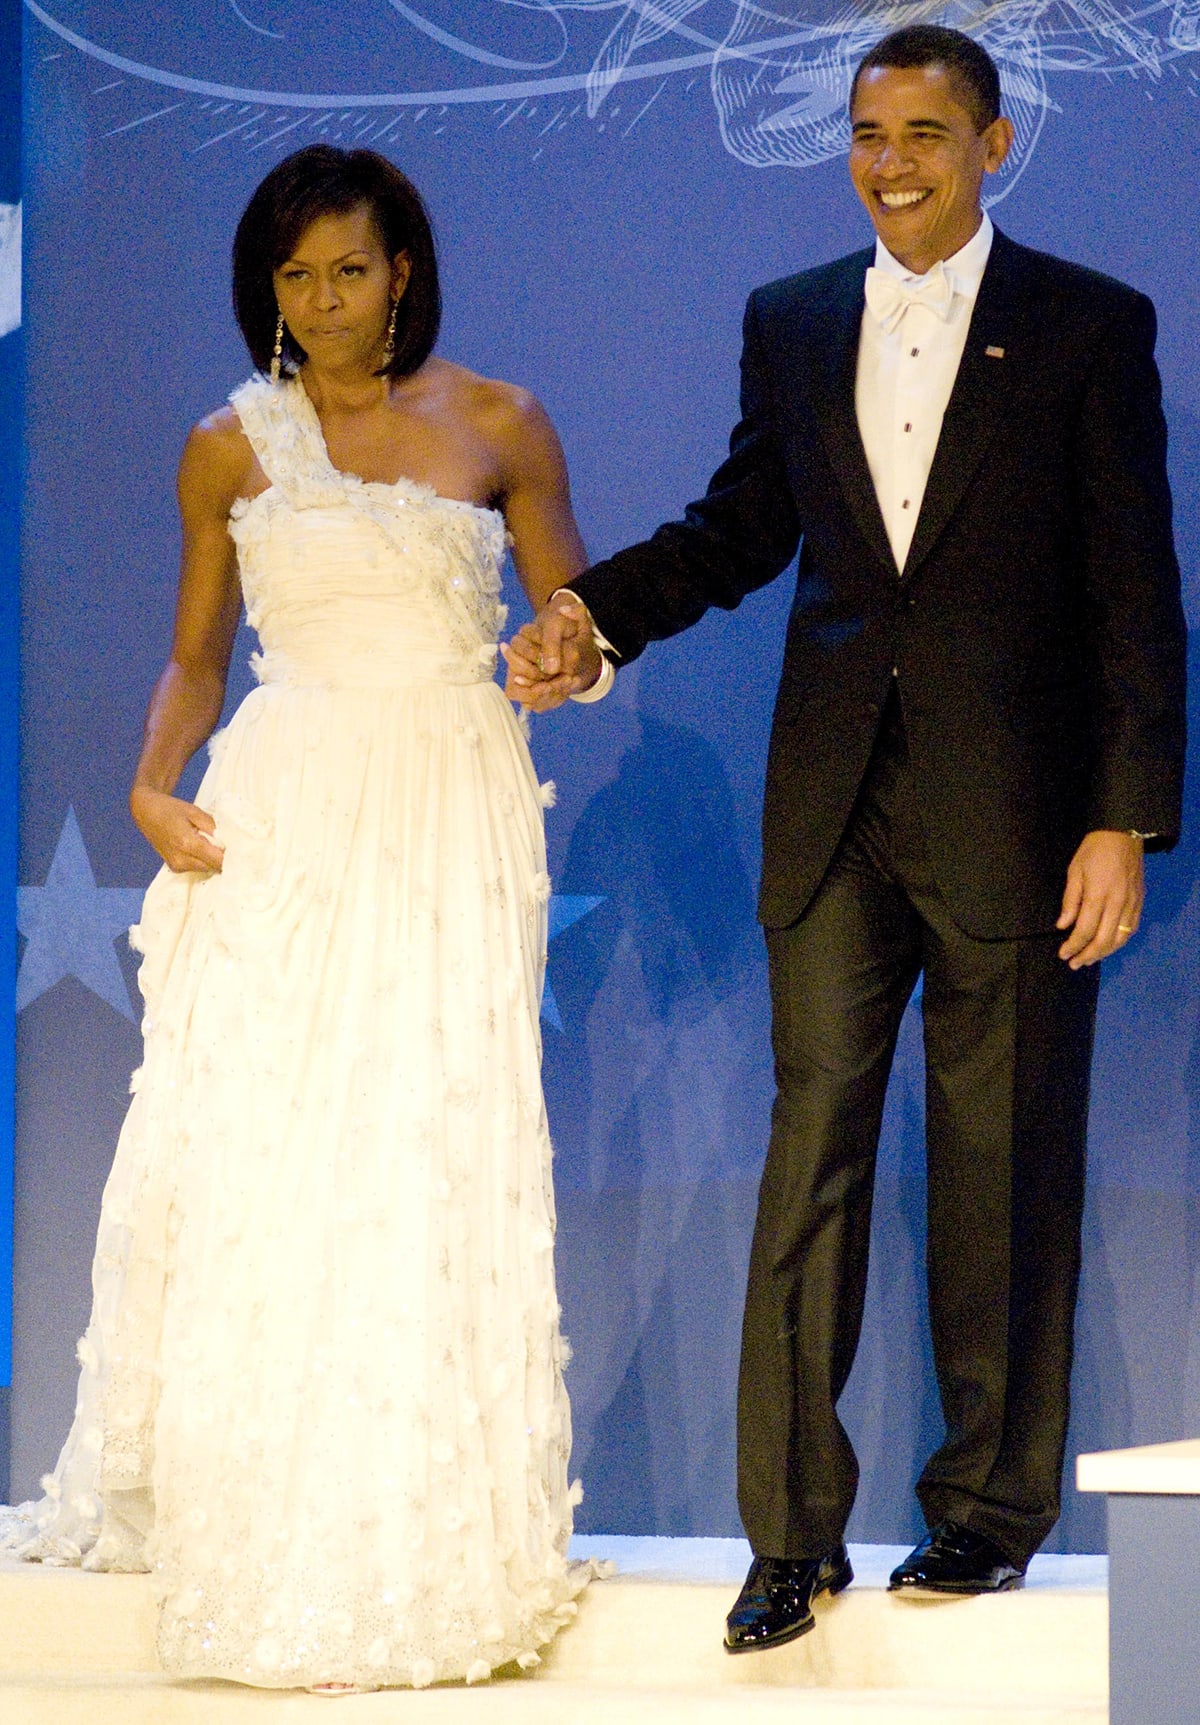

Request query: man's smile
[{"left": 877, "top": 189, "right": 933, "bottom": 208}]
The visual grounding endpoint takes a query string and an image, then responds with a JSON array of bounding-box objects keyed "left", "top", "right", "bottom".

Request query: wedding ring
[
  {"left": 537, "top": 654, "right": 544, "bottom": 673},
  {"left": 1117, "top": 924, "right": 1135, "bottom": 933}
]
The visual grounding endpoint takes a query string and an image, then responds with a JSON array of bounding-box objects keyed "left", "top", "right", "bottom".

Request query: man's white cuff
[{"left": 569, "top": 652, "right": 615, "bottom": 704}]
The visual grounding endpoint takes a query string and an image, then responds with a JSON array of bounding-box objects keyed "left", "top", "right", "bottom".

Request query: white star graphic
[
  {"left": 543, "top": 893, "right": 605, "bottom": 1031},
  {"left": 16, "top": 807, "right": 146, "bottom": 1021},
  {"left": 0, "top": 202, "right": 20, "bottom": 340}
]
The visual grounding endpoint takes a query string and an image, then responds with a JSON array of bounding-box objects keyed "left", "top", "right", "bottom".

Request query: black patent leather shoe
[
  {"left": 888, "top": 1522, "right": 1026, "bottom": 1594},
  {"left": 724, "top": 1546, "right": 854, "bottom": 1653}
]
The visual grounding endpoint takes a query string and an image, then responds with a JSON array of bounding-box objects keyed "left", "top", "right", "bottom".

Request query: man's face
[{"left": 848, "top": 63, "right": 1013, "bottom": 273}]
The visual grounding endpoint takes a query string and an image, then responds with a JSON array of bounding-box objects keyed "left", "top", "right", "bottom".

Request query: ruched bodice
[{"left": 229, "top": 375, "right": 509, "bottom": 689}]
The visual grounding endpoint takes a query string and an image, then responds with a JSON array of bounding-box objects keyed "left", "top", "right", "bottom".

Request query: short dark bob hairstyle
[
  {"left": 232, "top": 144, "right": 441, "bottom": 381},
  {"left": 851, "top": 24, "right": 1001, "bottom": 133}
]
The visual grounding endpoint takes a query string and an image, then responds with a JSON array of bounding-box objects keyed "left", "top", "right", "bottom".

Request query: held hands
[
  {"left": 130, "top": 785, "right": 226, "bottom": 875},
  {"left": 501, "top": 591, "right": 603, "bottom": 712},
  {"left": 1057, "top": 830, "right": 1145, "bottom": 968}
]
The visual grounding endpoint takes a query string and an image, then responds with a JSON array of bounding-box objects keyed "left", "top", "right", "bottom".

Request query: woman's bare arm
[
  {"left": 130, "top": 412, "right": 249, "bottom": 872},
  {"left": 491, "top": 388, "right": 587, "bottom": 612},
  {"left": 484, "top": 385, "right": 603, "bottom": 708}
]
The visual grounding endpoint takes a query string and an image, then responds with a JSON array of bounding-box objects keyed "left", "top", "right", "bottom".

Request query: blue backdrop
[
  {"left": 10, "top": 3, "right": 1200, "bottom": 1552},
  {"left": 0, "top": 0, "right": 22, "bottom": 1487}
]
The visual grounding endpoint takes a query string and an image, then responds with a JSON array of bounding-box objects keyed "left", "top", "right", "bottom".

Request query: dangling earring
[
  {"left": 382, "top": 299, "right": 398, "bottom": 370},
  {"left": 270, "top": 311, "right": 284, "bottom": 384}
]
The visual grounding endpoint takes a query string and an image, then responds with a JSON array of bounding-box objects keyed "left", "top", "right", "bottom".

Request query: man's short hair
[{"left": 851, "top": 25, "right": 1001, "bottom": 133}]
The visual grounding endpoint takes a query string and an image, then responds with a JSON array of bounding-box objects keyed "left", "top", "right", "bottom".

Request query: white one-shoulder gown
[{"left": 1, "top": 375, "right": 594, "bottom": 1689}]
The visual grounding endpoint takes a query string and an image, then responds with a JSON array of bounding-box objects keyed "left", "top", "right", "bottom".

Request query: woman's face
[{"left": 273, "top": 202, "right": 410, "bottom": 374}]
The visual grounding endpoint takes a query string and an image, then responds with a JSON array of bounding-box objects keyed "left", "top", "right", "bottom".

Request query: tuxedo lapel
[
  {"left": 901, "top": 229, "right": 1032, "bottom": 580},
  {"left": 809, "top": 253, "right": 896, "bottom": 577}
]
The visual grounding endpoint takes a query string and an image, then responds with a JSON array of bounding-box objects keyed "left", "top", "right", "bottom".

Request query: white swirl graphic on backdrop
[{"left": 25, "top": 0, "right": 1200, "bottom": 196}]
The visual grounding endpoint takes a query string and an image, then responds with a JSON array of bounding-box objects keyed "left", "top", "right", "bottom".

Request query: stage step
[
  {"left": 0, "top": 1682, "right": 1107, "bottom": 1723},
  {"left": 2, "top": 1537, "right": 1108, "bottom": 1723}
]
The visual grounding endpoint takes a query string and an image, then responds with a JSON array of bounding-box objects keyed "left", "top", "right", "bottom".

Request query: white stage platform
[{"left": 3, "top": 1536, "right": 1108, "bottom": 1723}]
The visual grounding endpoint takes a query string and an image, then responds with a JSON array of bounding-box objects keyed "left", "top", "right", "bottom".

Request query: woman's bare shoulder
[
  {"left": 434, "top": 358, "right": 558, "bottom": 455},
  {"left": 179, "top": 405, "right": 259, "bottom": 515},
  {"left": 423, "top": 356, "right": 535, "bottom": 419},
  {"left": 187, "top": 404, "right": 253, "bottom": 468}
]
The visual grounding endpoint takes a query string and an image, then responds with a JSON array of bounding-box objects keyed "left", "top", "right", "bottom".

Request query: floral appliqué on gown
[{"left": 0, "top": 374, "right": 598, "bottom": 1688}]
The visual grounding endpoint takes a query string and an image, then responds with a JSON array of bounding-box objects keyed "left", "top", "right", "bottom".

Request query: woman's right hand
[{"left": 130, "top": 785, "right": 226, "bottom": 874}]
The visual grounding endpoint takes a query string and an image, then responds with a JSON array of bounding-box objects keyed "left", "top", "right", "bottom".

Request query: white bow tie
[{"left": 864, "top": 261, "right": 956, "bottom": 333}]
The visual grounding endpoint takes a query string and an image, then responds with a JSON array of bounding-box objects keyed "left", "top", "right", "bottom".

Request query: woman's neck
[{"left": 301, "top": 362, "right": 391, "bottom": 416}]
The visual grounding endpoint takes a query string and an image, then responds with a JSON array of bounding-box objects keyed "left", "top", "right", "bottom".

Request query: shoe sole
[
  {"left": 723, "top": 1557, "right": 855, "bottom": 1654},
  {"left": 887, "top": 1574, "right": 1025, "bottom": 1596}
]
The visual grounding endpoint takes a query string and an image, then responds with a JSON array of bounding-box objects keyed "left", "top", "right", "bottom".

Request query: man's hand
[
  {"left": 501, "top": 591, "right": 603, "bottom": 712},
  {"left": 1056, "top": 831, "right": 1145, "bottom": 968}
]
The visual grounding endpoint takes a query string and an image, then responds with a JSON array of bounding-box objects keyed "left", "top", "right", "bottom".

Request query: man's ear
[{"left": 982, "top": 116, "right": 1015, "bottom": 176}]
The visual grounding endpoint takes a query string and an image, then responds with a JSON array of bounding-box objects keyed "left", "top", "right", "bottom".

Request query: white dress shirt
[{"left": 856, "top": 213, "right": 993, "bottom": 572}]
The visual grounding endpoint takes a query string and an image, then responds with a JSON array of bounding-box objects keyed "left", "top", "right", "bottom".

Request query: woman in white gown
[{"left": 0, "top": 145, "right": 605, "bottom": 1691}]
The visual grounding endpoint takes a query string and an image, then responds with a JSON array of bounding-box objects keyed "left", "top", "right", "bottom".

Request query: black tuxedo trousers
[{"left": 737, "top": 692, "right": 1098, "bottom": 1567}]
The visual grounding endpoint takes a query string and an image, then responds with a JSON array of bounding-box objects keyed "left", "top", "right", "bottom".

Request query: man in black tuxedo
[{"left": 505, "top": 25, "right": 1185, "bottom": 1648}]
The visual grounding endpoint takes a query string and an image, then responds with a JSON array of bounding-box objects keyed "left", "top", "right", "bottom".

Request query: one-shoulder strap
[{"left": 228, "top": 374, "right": 343, "bottom": 507}]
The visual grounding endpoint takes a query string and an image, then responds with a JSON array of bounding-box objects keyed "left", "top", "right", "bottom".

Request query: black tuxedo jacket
[{"left": 572, "top": 228, "right": 1187, "bottom": 938}]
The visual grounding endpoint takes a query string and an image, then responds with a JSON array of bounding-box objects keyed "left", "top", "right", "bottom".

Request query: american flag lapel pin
[{"left": 985, "top": 345, "right": 1005, "bottom": 359}]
